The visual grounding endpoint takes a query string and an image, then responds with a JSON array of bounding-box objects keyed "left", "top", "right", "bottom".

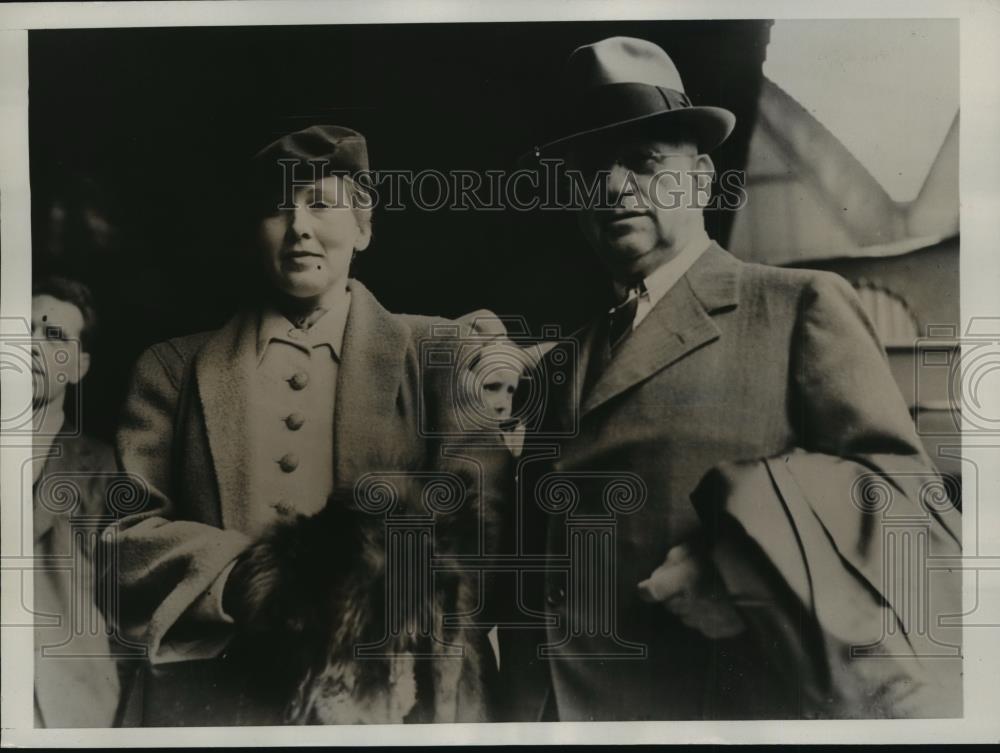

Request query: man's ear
[
  {"left": 692, "top": 153, "right": 716, "bottom": 209},
  {"left": 695, "top": 152, "right": 715, "bottom": 180},
  {"left": 72, "top": 352, "right": 91, "bottom": 385}
]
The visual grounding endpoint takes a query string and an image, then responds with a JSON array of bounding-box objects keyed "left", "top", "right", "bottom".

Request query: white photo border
[{"left": 2, "top": 0, "right": 998, "bottom": 746}]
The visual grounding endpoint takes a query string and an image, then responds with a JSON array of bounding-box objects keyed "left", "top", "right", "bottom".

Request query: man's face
[
  {"left": 31, "top": 294, "right": 90, "bottom": 408},
  {"left": 570, "top": 134, "right": 713, "bottom": 281},
  {"left": 257, "top": 175, "right": 371, "bottom": 299}
]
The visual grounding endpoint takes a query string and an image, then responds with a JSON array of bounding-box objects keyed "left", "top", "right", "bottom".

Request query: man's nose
[{"left": 604, "top": 162, "right": 633, "bottom": 203}]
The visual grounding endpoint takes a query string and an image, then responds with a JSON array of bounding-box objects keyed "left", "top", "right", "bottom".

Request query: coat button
[
  {"left": 278, "top": 453, "right": 299, "bottom": 473},
  {"left": 284, "top": 412, "right": 305, "bottom": 430},
  {"left": 288, "top": 371, "right": 309, "bottom": 390}
]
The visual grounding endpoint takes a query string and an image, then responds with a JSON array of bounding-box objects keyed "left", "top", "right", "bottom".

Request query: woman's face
[{"left": 257, "top": 175, "right": 371, "bottom": 299}]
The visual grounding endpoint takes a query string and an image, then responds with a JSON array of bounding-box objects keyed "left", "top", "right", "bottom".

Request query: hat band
[{"left": 569, "top": 82, "right": 692, "bottom": 137}]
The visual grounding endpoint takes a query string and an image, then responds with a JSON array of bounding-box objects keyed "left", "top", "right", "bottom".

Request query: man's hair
[{"left": 32, "top": 275, "right": 99, "bottom": 352}]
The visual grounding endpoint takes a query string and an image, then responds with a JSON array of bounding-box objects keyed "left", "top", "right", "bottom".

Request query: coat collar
[
  {"left": 195, "top": 279, "right": 410, "bottom": 529},
  {"left": 332, "top": 279, "right": 410, "bottom": 492},
  {"left": 579, "top": 242, "right": 742, "bottom": 417},
  {"left": 195, "top": 309, "right": 257, "bottom": 530}
]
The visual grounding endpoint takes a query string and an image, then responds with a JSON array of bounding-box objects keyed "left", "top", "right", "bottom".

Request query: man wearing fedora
[
  {"left": 495, "top": 37, "right": 961, "bottom": 721},
  {"left": 106, "top": 125, "right": 510, "bottom": 725}
]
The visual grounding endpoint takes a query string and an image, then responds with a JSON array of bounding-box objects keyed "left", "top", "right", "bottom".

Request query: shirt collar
[
  {"left": 637, "top": 231, "right": 713, "bottom": 306},
  {"left": 256, "top": 289, "right": 352, "bottom": 364}
]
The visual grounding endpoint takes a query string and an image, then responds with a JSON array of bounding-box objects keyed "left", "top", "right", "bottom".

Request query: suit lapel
[
  {"left": 333, "top": 279, "right": 409, "bottom": 491},
  {"left": 195, "top": 311, "right": 257, "bottom": 531},
  {"left": 581, "top": 243, "right": 742, "bottom": 417}
]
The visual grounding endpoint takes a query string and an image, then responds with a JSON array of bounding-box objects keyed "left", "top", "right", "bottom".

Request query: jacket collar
[{"left": 580, "top": 242, "right": 742, "bottom": 417}]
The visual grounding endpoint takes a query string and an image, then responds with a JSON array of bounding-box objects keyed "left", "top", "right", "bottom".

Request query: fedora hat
[{"left": 533, "top": 37, "right": 736, "bottom": 157}]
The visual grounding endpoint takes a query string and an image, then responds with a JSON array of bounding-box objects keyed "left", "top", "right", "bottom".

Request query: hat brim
[{"left": 530, "top": 105, "right": 736, "bottom": 163}]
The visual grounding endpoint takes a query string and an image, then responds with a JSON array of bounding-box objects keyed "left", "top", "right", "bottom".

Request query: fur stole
[{"left": 226, "top": 458, "right": 494, "bottom": 724}]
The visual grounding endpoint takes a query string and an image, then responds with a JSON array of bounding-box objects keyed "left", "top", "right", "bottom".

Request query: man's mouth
[
  {"left": 602, "top": 211, "right": 648, "bottom": 234},
  {"left": 604, "top": 210, "right": 647, "bottom": 224}
]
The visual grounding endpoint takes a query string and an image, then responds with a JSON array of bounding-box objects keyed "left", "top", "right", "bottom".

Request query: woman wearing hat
[{"left": 107, "top": 125, "right": 509, "bottom": 725}]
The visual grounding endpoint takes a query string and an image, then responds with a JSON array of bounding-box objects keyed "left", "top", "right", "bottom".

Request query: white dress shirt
[{"left": 616, "top": 232, "right": 713, "bottom": 331}]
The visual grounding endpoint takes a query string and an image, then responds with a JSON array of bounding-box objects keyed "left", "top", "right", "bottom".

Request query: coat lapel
[
  {"left": 195, "top": 311, "right": 257, "bottom": 531},
  {"left": 333, "top": 279, "right": 410, "bottom": 491},
  {"left": 581, "top": 243, "right": 742, "bottom": 417}
]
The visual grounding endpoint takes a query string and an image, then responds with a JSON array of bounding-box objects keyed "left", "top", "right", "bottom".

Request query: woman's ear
[{"left": 354, "top": 216, "right": 372, "bottom": 253}]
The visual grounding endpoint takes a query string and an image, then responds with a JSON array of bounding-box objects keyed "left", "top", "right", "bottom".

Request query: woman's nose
[{"left": 289, "top": 205, "right": 313, "bottom": 239}]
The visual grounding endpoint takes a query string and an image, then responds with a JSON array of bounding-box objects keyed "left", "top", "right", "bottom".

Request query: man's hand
[{"left": 637, "top": 540, "right": 746, "bottom": 639}]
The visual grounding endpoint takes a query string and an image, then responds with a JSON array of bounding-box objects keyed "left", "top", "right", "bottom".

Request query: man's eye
[
  {"left": 626, "top": 150, "right": 660, "bottom": 172},
  {"left": 483, "top": 382, "right": 503, "bottom": 393},
  {"left": 308, "top": 201, "right": 332, "bottom": 209}
]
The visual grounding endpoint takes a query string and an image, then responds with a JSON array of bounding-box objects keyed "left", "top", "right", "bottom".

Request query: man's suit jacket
[
  {"left": 109, "top": 279, "right": 509, "bottom": 725},
  {"left": 495, "top": 244, "right": 960, "bottom": 721},
  {"left": 34, "top": 430, "right": 122, "bottom": 727}
]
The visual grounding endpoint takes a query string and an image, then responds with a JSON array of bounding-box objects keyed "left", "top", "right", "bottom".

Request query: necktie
[{"left": 607, "top": 282, "right": 645, "bottom": 351}]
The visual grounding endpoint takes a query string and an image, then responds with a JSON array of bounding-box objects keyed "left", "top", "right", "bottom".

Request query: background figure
[
  {"left": 32, "top": 172, "right": 174, "bottom": 443},
  {"left": 31, "top": 277, "right": 123, "bottom": 727}
]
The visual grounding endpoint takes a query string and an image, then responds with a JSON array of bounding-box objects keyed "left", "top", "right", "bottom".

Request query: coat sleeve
[
  {"left": 693, "top": 272, "right": 962, "bottom": 718},
  {"left": 104, "top": 344, "right": 251, "bottom": 664},
  {"left": 789, "top": 272, "right": 961, "bottom": 563}
]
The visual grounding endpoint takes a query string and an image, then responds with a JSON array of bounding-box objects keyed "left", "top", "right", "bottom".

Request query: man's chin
[{"left": 599, "top": 241, "right": 656, "bottom": 278}]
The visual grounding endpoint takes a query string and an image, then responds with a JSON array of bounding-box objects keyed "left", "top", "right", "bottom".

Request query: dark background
[{"left": 29, "top": 21, "right": 771, "bottom": 440}]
